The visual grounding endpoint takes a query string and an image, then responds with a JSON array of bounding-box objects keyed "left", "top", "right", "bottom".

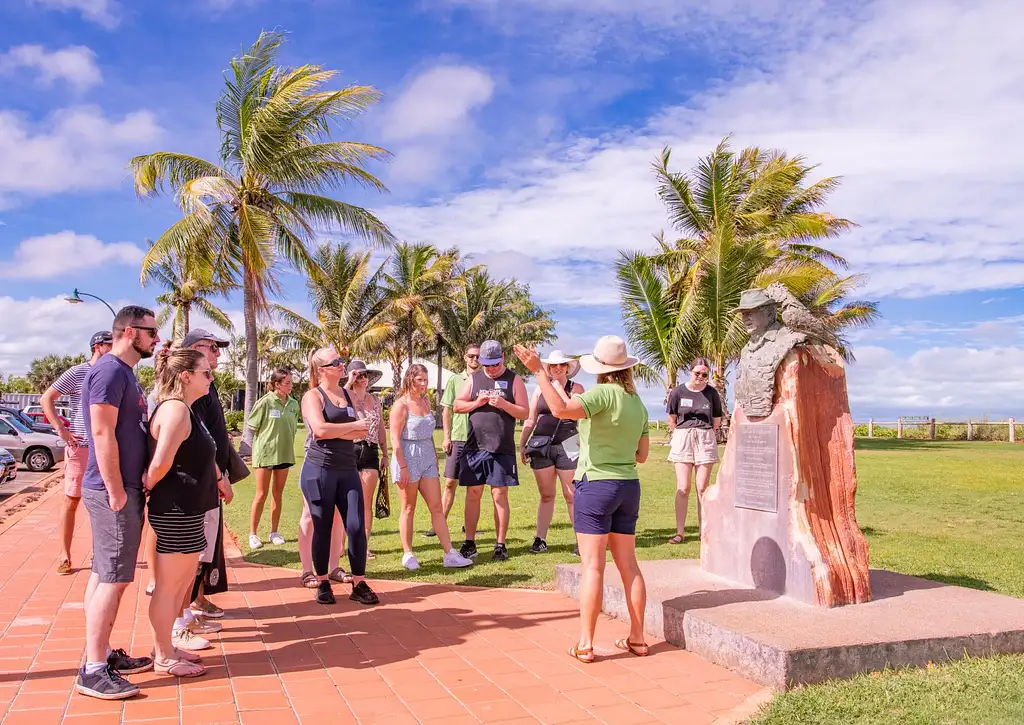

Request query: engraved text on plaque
[{"left": 734, "top": 424, "right": 779, "bottom": 513}]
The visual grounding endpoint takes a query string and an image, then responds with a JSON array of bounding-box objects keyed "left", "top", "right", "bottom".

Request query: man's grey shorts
[{"left": 83, "top": 486, "right": 145, "bottom": 584}]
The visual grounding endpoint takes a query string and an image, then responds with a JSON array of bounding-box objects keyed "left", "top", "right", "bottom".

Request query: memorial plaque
[{"left": 734, "top": 424, "right": 779, "bottom": 513}]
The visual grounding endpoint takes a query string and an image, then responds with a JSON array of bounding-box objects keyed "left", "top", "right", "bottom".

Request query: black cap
[
  {"left": 90, "top": 331, "right": 113, "bottom": 348},
  {"left": 181, "top": 328, "right": 230, "bottom": 348}
]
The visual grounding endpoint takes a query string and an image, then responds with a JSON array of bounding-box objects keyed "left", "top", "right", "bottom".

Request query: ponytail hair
[
  {"left": 307, "top": 347, "right": 340, "bottom": 389},
  {"left": 398, "top": 363, "right": 429, "bottom": 400},
  {"left": 154, "top": 346, "right": 206, "bottom": 403}
]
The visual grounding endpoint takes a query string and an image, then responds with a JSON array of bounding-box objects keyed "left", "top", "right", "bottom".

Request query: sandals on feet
[
  {"left": 667, "top": 534, "right": 685, "bottom": 545},
  {"left": 568, "top": 645, "right": 595, "bottom": 663},
  {"left": 155, "top": 657, "right": 206, "bottom": 678},
  {"left": 329, "top": 567, "right": 353, "bottom": 584},
  {"left": 614, "top": 638, "right": 650, "bottom": 657},
  {"left": 300, "top": 571, "right": 319, "bottom": 589}
]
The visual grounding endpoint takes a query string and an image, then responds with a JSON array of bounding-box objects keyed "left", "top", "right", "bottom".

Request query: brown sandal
[
  {"left": 667, "top": 534, "right": 685, "bottom": 545},
  {"left": 568, "top": 645, "right": 595, "bottom": 663},
  {"left": 614, "top": 638, "right": 649, "bottom": 657},
  {"left": 329, "top": 567, "right": 353, "bottom": 584},
  {"left": 300, "top": 571, "right": 319, "bottom": 589}
]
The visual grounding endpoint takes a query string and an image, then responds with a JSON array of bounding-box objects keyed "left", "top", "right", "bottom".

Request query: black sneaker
[
  {"left": 529, "top": 537, "right": 547, "bottom": 554},
  {"left": 460, "top": 540, "right": 478, "bottom": 559},
  {"left": 461, "top": 525, "right": 466, "bottom": 533},
  {"left": 350, "top": 581, "right": 379, "bottom": 606},
  {"left": 107, "top": 648, "right": 153, "bottom": 675},
  {"left": 316, "top": 581, "right": 336, "bottom": 605},
  {"left": 76, "top": 665, "right": 140, "bottom": 700},
  {"left": 424, "top": 528, "right": 437, "bottom": 537},
  {"left": 492, "top": 543, "right": 509, "bottom": 562}
]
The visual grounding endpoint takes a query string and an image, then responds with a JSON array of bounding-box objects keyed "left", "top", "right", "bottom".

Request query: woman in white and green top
[
  {"left": 515, "top": 336, "right": 650, "bottom": 664},
  {"left": 247, "top": 369, "right": 300, "bottom": 549}
]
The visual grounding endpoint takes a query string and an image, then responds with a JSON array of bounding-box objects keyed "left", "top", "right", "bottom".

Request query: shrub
[{"left": 225, "top": 410, "right": 244, "bottom": 432}]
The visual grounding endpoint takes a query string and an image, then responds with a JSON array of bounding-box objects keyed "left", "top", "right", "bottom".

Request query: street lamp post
[{"left": 65, "top": 288, "right": 116, "bottom": 317}]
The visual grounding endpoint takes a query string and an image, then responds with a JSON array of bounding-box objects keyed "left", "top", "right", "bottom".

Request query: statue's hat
[{"left": 734, "top": 288, "right": 775, "bottom": 312}]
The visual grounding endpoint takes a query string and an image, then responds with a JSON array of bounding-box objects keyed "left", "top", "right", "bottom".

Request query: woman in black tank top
[
  {"left": 298, "top": 347, "right": 379, "bottom": 606},
  {"left": 519, "top": 351, "right": 584, "bottom": 555},
  {"left": 144, "top": 347, "right": 219, "bottom": 678}
]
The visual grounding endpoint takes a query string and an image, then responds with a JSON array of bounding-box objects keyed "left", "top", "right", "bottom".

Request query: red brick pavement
[{"left": 0, "top": 484, "right": 770, "bottom": 724}]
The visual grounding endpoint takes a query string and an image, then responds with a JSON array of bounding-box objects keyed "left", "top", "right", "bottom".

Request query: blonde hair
[
  {"left": 597, "top": 368, "right": 636, "bottom": 395},
  {"left": 307, "top": 347, "right": 341, "bottom": 389},
  {"left": 154, "top": 343, "right": 206, "bottom": 403},
  {"left": 398, "top": 363, "right": 429, "bottom": 400}
]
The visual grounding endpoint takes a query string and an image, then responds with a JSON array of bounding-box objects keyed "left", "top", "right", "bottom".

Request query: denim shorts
[
  {"left": 527, "top": 443, "right": 576, "bottom": 471},
  {"left": 573, "top": 475, "right": 641, "bottom": 536}
]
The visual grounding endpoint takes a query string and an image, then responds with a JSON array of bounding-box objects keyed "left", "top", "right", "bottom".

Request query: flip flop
[
  {"left": 667, "top": 534, "right": 685, "bottom": 545},
  {"left": 568, "top": 644, "right": 595, "bottom": 663},
  {"left": 155, "top": 657, "right": 206, "bottom": 678},
  {"left": 614, "top": 638, "right": 650, "bottom": 657}
]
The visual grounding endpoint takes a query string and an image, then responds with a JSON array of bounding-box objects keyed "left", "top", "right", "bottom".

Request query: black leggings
[{"left": 299, "top": 462, "right": 367, "bottom": 577}]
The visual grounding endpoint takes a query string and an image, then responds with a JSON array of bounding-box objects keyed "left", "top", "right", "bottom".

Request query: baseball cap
[
  {"left": 181, "top": 328, "right": 230, "bottom": 348},
  {"left": 478, "top": 340, "right": 504, "bottom": 366},
  {"left": 90, "top": 331, "right": 113, "bottom": 348}
]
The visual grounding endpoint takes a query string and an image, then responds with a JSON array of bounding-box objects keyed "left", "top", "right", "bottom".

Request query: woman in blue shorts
[
  {"left": 515, "top": 336, "right": 650, "bottom": 663},
  {"left": 390, "top": 364, "right": 474, "bottom": 571}
]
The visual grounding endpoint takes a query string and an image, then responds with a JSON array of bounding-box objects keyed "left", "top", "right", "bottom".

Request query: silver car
[
  {"left": 0, "top": 447, "right": 15, "bottom": 484},
  {"left": 0, "top": 413, "right": 66, "bottom": 472}
]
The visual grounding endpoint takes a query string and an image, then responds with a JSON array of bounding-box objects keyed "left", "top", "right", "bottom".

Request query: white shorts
[
  {"left": 198, "top": 507, "right": 220, "bottom": 564},
  {"left": 668, "top": 427, "right": 719, "bottom": 465}
]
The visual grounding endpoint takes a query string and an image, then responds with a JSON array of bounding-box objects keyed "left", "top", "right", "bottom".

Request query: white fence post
[
  {"left": 897, "top": 417, "right": 904, "bottom": 439},
  {"left": 967, "top": 420, "right": 973, "bottom": 441},
  {"left": 868, "top": 418, "right": 874, "bottom": 438},
  {"left": 1010, "top": 418, "right": 1016, "bottom": 443}
]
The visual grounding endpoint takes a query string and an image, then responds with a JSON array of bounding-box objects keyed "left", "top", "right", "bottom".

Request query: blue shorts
[
  {"left": 458, "top": 449, "right": 519, "bottom": 487},
  {"left": 573, "top": 476, "right": 640, "bottom": 535}
]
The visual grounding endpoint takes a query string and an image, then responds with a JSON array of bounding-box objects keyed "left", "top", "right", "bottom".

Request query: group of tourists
[{"left": 46, "top": 299, "right": 672, "bottom": 697}]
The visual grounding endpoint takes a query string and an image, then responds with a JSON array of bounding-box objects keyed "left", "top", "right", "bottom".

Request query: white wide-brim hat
[
  {"left": 540, "top": 350, "right": 580, "bottom": 379},
  {"left": 579, "top": 335, "right": 640, "bottom": 375}
]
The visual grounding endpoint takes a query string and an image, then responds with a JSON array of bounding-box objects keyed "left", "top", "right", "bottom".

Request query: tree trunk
[
  {"left": 407, "top": 311, "right": 415, "bottom": 370},
  {"left": 240, "top": 275, "right": 259, "bottom": 454},
  {"left": 435, "top": 334, "right": 443, "bottom": 426},
  {"left": 182, "top": 304, "right": 190, "bottom": 337}
]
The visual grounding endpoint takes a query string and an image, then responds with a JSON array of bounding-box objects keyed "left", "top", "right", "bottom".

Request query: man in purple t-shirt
[{"left": 76, "top": 305, "right": 159, "bottom": 701}]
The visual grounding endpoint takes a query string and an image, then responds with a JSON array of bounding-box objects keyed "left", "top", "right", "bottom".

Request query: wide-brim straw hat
[
  {"left": 540, "top": 350, "right": 580, "bottom": 379},
  {"left": 579, "top": 335, "right": 640, "bottom": 375},
  {"left": 346, "top": 359, "right": 383, "bottom": 386}
]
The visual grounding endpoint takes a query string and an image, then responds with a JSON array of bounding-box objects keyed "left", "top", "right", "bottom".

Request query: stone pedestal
[{"left": 701, "top": 345, "right": 871, "bottom": 607}]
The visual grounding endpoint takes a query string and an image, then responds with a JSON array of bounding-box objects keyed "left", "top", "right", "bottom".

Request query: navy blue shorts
[
  {"left": 573, "top": 475, "right": 641, "bottom": 535},
  {"left": 458, "top": 449, "right": 519, "bottom": 487}
]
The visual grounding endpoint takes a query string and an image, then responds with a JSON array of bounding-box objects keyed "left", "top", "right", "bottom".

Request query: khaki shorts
[
  {"left": 64, "top": 444, "right": 88, "bottom": 497},
  {"left": 668, "top": 427, "right": 719, "bottom": 465}
]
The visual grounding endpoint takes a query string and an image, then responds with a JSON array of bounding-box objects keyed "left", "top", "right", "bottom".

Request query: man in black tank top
[{"left": 453, "top": 340, "right": 529, "bottom": 561}]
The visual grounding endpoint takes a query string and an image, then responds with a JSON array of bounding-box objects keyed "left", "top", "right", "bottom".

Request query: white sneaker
[
  {"left": 269, "top": 531, "right": 285, "bottom": 545},
  {"left": 444, "top": 550, "right": 474, "bottom": 568},
  {"left": 248, "top": 534, "right": 263, "bottom": 550},
  {"left": 172, "top": 627, "right": 212, "bottom": 651},
  {"left": 402, "top": 552, "right": 420, "bottom": 570}
]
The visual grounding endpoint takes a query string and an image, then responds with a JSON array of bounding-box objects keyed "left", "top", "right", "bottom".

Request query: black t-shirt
[
  {"left": 666, "top": 384, "right": 723, "bottom": 430},
  {"left": 192, "top": 383, "right": 230, "bottom": 474}
]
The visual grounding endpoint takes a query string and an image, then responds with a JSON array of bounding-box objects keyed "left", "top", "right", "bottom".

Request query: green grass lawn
[{"left": 223, "top": 432, "right": 1024, "bottom": 723}]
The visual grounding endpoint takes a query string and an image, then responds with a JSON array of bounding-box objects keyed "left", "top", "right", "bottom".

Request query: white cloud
[
  {"left": 385, "top": 0, "right": 1024, "bottom": 303},
  {"left": 380, "top": 65, "right": 495, "bottom": 185},
  {"left": 30, "top": 0, "right": 120, "bottom": 28},
  {"left": 0, "top": 106, "right": 162, "bottom": 202},
  {"left": 0, "top": 231, "right": 144, "bottom": 280},
  {"left": 0, "top": 45, "right": 102, "bottom": 92}
]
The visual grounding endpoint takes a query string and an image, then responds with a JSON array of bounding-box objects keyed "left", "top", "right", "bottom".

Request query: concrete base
[{"left": 554, "top": 559, "right": 1024, "bottom": 690}]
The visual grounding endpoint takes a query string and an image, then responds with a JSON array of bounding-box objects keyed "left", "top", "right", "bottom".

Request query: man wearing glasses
[
  {"left": 454, "top": 340, "right": 529, "bottom": 562},
  {"left": 77, "top": 306, "right": 159, "bottom": 699},
  {"left": 428, "top": 343, "right": 481, "bottom": 538}
]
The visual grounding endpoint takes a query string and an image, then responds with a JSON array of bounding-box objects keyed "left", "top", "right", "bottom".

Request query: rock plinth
[{"left": 702, "top": 345, "right": 871, "bottom": 607}]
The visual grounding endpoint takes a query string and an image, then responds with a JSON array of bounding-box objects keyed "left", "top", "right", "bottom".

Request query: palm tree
[
  {"left": 797, "top": 274, "right": 880, "bottom": 362},
  {"left": 381, "top": 242, "right": 461, "bottom": 382},
  {"left": 274, "top": 242, "right": 393, "bottom": 358},
  {"left": 145, "top": 248, "right": 234, "bottom": 340},
  {"left": 130, "top": 31, "right": 395, "bottom": 442},
  {"left": 636, "top": 139, "right": 872, "bottom": 404}
]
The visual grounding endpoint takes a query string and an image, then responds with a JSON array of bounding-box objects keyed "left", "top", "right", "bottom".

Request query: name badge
[
  {"left": 495, "top": 380, "right": 508, "bottom": 390},
  {"left": 270, "top": 409, "right": 282, "bottom": 419},
  {"left": 680, "top": 398, "right": 693, "bottom": 406},
  {"left": 347, "top": 407, "right": 356, "bottom": 418}
]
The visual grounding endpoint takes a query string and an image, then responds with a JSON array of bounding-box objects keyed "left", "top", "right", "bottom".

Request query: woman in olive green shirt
[
  {"left": 247, "top": 369, "right": 300, "bottom": 548},
  {"left": 515, "top": 336, "right": 650, "bottom": 664}
]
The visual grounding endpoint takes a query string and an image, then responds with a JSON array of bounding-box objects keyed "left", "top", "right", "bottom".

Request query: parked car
[
  {"left": 22, "top": 406, "right": 71, "bottom": 429},
  {"left": 0, "top": 414, "right": 65, "bottom": 472},
  {"left": 0, "top": 447, "right": 16, "bottom": 484},
  {"left": 0, "top": 406, "right": 55, "bottom": 435}
]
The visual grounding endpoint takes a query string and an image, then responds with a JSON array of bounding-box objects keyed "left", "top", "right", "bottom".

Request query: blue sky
[{"left": 1, "top": 0, "right": 1023, "bottom": 421}]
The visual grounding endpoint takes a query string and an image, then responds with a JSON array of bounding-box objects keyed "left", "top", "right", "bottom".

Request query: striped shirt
[{"left": 51, "top": 362, "right": 91, "bottom": 444}]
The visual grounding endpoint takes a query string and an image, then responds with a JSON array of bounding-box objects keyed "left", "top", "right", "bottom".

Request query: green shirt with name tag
[{"left": 248, "top": 392, "right": 300, "bottom": 468}]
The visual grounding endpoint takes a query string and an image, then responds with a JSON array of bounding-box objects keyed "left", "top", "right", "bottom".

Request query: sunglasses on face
[
  {"left": 693, "top": 370, "right": 709, "bottom": 379},
  {"left": 320, "top": 359, "right": 344, "bottom": 368},
  {"left": 190, "top": 369, "right": 214, "bottom": 380},
  {"left": 352, "top": 372, "right": 367, "bottom": 380},
  {"left": 483, "top": 362, "right": 502, "bottom": 368},
  {"left": 121, "top": 325, "right": 157, "bottom": 335},
  {"left": 465, "top": 354, "right": 479, "bottom": 360}
]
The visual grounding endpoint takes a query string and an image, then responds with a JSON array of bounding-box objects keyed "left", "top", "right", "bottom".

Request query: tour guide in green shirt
[
  {"left": 514, "top": 336, "right": 650, "bottom": 665},
  {"left": 247, "top": 369, "right": 301, "bottom": 549}
]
